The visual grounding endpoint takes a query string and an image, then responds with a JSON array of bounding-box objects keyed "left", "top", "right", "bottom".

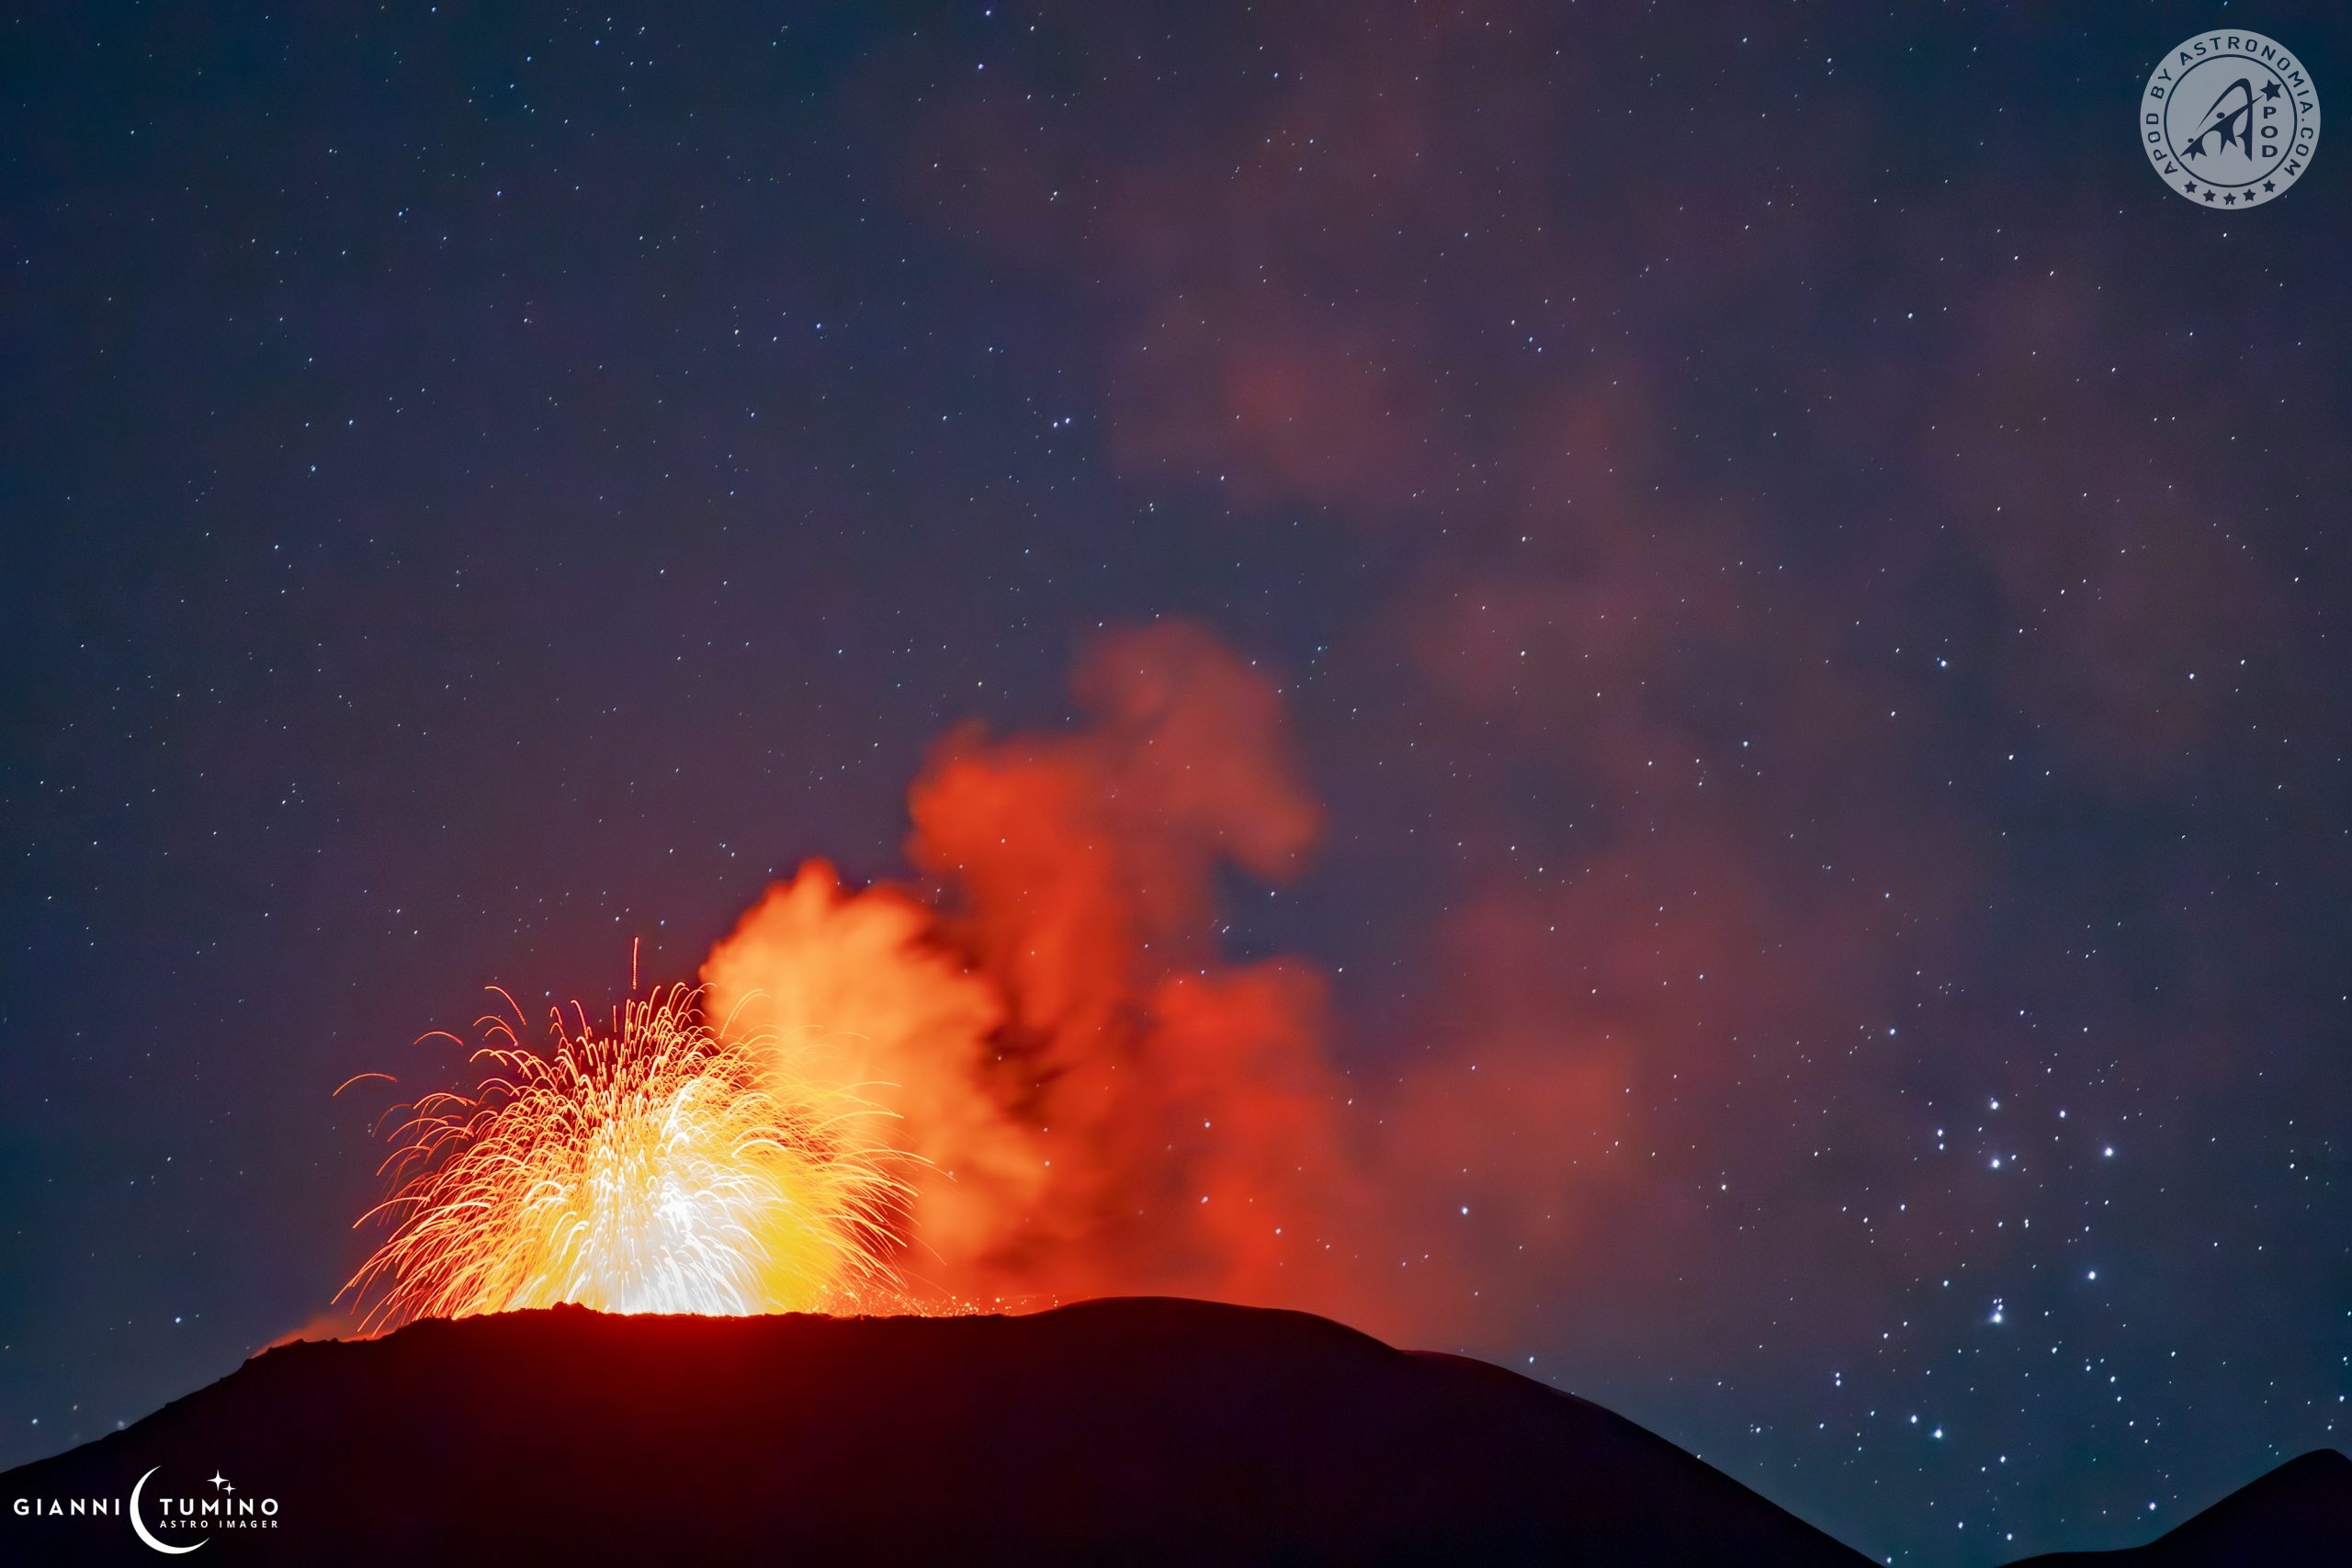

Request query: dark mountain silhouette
[
  {"left": 4, "top": 1295, "right": 1869, "bottom": 1565},
  {"left": 2007, "top": 1447, "right": 2351, "bottom": 1567}
]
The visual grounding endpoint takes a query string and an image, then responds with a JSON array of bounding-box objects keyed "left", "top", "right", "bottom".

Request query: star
[
  {"left": 2205, "top": 189, "right": 2217, "bottom": 201},
  {"left": 208, "top": 1472, "right": 231, "bottom": 1492},
  {"left": 2264, "top": 180, "right": 2277, "bottom": 191},
  {"left": 2183, "top": 181, "right": 2198, "bottom": 193},
  {"left": 2262, "top": 80, "right": 2282, "bottom": 100},
  {"left": 2224, "top": 193, "right": 2238, "bottom": 205}
]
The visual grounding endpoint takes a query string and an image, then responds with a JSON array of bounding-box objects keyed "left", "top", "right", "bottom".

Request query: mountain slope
[
  {"left": 2007, "top": 1447, "right": 2352, "bottom": 1567},
  {"left": 3, "top": 1295, "right": 1866, "bottom": 1565}
]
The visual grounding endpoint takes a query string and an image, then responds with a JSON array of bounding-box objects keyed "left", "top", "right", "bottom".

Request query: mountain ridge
[
  {"left": 5, "top": 1297, "right": 2344, "bottom": 1565},
  {"left": 3, "top": 1295, "right": 1863, "bottom": 1564},
  {"left": 2007, "top": 1446, "right": 2351, "bottom": 1566}
]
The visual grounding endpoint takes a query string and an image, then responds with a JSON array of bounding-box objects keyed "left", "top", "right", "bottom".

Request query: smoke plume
[{"left": 703, "top": 623, "right": 1393, "bottom": 1314}]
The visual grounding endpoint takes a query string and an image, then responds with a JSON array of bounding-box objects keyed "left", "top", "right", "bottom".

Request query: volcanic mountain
[
  {"left": 3, "top": 1296, "right": 1868, "bottom": 1564},
  {"left": 9, "top": 1298, "right": 2343, "bottom": 1565}
]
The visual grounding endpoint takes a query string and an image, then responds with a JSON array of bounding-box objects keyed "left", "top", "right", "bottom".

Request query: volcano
[
  {"left": 2, "top": 1296, "right": 1867, "bottom": 1564},
  {"left": 10, "top": 1299, "right": 2342, "bottom": 1565}
]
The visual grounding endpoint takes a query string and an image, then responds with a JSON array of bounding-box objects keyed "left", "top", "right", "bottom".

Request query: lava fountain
[{"left": 340, "top": 983, "right": 910, "bottom": 1331}]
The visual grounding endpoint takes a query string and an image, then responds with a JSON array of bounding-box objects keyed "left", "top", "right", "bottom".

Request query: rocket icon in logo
[{"left": 2181, "top": 76, "right": 2275, "bottom": 165}]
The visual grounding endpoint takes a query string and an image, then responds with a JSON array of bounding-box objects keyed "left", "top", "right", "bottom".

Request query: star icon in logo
[
  {"left": 208, "top": 1472, "right": 232, "bottom": 1494},
  {"left": 2262, "top": 80, "right": 2282, "bottom": 101},
  {"left": 2264, "top": 180, "right": 2277, "bottom": 192},
  {"left": 2204, "top": 189, "right": 2217, "bottom": 201},
  {"left": 2183, "top": 181, "right": 2198, "bottom": 194},
  {"left": 2223, "top": 192, "right": 2238, "bottom": 204}
]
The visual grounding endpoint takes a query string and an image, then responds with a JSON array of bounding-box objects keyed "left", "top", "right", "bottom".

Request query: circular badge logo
[{"left": 2143, "top": 30, "right": 2319, "bottom": 207}]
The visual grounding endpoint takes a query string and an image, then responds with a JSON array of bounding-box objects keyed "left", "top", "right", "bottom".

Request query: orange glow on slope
[{"left": 343, "top": 985, "right": 908, "bottom": 1331}]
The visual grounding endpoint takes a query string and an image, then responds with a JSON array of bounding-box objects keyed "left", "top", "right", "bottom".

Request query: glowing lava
[{"left": 343, "top": 984, "right": 908, "bottom": 1330}]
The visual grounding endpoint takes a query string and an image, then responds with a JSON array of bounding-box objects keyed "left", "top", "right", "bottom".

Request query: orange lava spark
[{"left": 343, "top": 984, "right": 909, "bottom": 1330}]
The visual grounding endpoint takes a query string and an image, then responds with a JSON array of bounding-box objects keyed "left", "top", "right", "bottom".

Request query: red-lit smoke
[
  {"left": 702, "top": 623, "right": 1391, "bottom": 1315},
  {"left": 351, "top": 620, "right": 1623, "bottom": 1336}
]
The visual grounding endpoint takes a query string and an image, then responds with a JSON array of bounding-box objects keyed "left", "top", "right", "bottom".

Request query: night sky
[{"left": 5, "top": 4, "right": 2349, "bottom": 1562}]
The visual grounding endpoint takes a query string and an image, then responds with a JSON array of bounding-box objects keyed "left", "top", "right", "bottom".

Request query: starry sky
[{"left": 4, "top": 4, "right": 2348, "bottom": 1562}]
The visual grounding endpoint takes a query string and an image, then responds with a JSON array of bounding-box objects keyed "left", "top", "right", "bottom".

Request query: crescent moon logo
[{"left": 129, "top": 1466, "right": 206, "bottom": 1555}]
